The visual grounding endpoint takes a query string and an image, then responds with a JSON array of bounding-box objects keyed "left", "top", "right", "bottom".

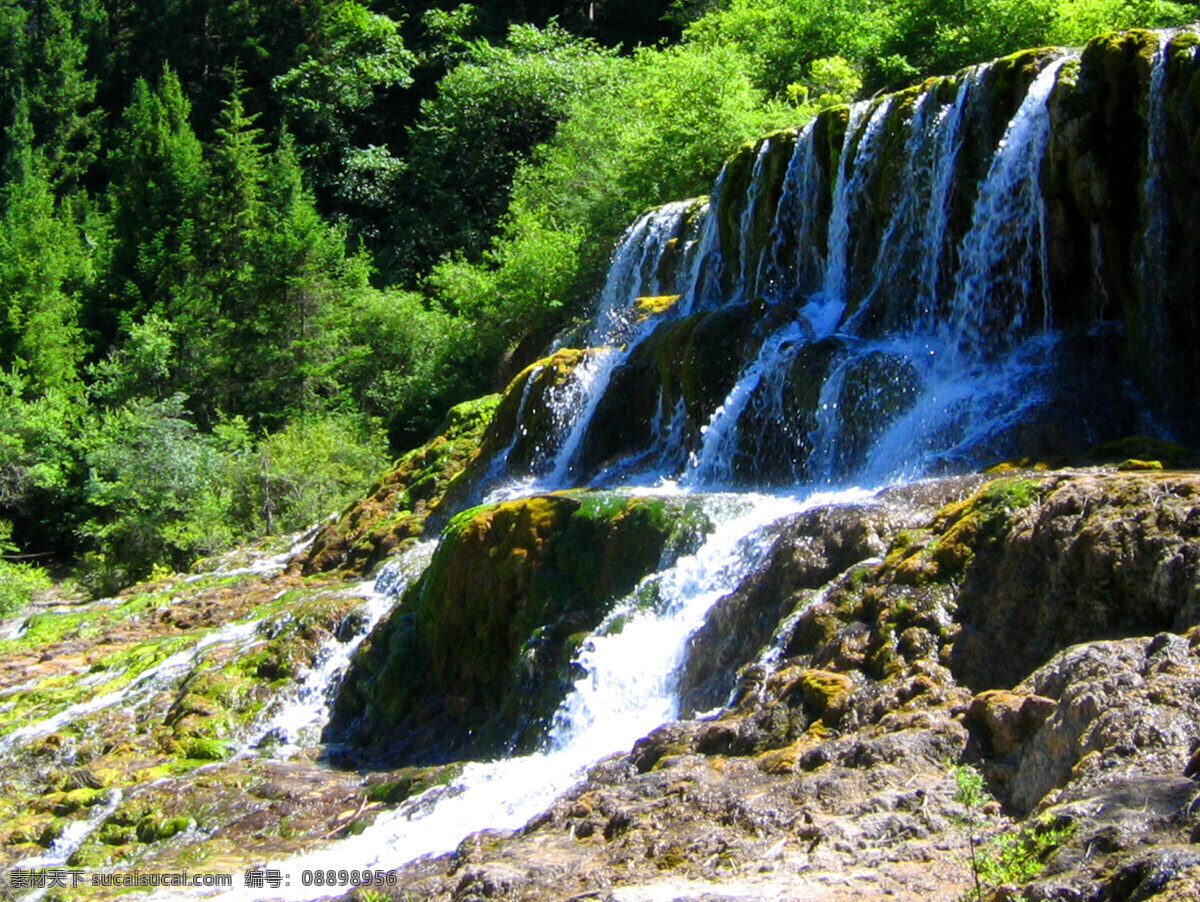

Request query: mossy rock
[
  {"left": 136, "top": 815, "right": 193, "bottom": 844},
  {"left": 432, "top": 349, "right": 600, "bottom": 518},
  {"left": 338, "top": 491, "right": 716, "bottom": 762},
  {"left": 879, "top": 477, "right": 1044, "bottom": 586},
  {"left": 97, "top": 822, "right": 137, "bottom": 845},
  {"left": 798, "top": 670, "right": 855, "bottom": 720},
  {"left": 178, "top": 737, "right": 229, "bottom": 761},
  {"left": 635, "top": 294, "right": 682, "bottom": 320},
  {"left": 301, "top": 393, "right": 503, "bottom": 575}
]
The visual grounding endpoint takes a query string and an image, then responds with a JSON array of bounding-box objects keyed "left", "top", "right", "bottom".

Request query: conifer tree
[
  {"left": 107, "top": 67, "right": 207, "bottom": 327},
  {"left": 0, "top": 92, "right": 88, "bottom": 396},
  {"left": 25, "top": 0, "right": 103, "bottom": 194}
]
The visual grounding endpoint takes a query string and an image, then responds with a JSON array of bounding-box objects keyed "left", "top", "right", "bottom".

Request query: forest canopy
[{"left": 1, "top": 0, "right": 1197, "bottom": 596}]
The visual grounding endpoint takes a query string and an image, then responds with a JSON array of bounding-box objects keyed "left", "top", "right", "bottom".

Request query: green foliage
[
  {"left": 684, "top": 0, "right": 894, "bottom": 94},
  {"left": 77, "top": 393, "right": 385, "bottom": 594},
  {"left": 787, "top": 56, "right": 865, "bottom": 113},
  {"left": 965, "top": 816, "right": 1076, "bottom": 897},
  {"left": 78, "top": 393, "right": 227, "bottom": 593},
  {"left": 0, "top": 520, "right": 51, "bottom": 617},
  {"left": 952, "top": 763, "right": 990, "bottom": 901},
  {"left": 216, "top": 414, "right": 388, "bottom": 540},
  {"left": 24, "top": 0, "right": 103, "bottom": 194},
  {"left": 0, "top": 110, "right": 90, "bottom": 395},
  {"left": 105, "top": 66, "right": 207, "bottom": 339},
  {"left": 275, "top": 2, "right": 414, "bottom": 130},
  {"left": 682, "top": 0, "right": 1200, "bottom": 95},
  {"left": 324, "top": 288, "right": 471, "bottom": 448},
  {"left": 951, "top": 764, "right": 1075, "bottom": 901},
  {"left": 491, "top": 40, "right": 785, "bottom": 313},
  {"left": 274, "top": 1, "right": 413, "bottom": 229},
  {"left": 952, "top": 763, "right": 989, "bottom": 810},
  {"left": 387, "top": 22, "right": 617, "bottom": 280},
  {"left": 1048, "top": 0, "right": 1199, "bottom": 44},
  {"left": 0, "top": 370, "right": 82, "bottom": 544}
]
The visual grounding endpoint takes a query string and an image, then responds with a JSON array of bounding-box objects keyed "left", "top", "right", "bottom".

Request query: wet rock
[
  {"left": 679, "top": 479, "right": 980, "bottom": 715},
  {"left": 967, "top": 690, "right": 1057, "bottom": 757},
  {"left": 1007, "top": 633, "right": 1200, "bottom": 814},
  {"left": 301, "top": 394, "right": 502, "bottom": 575},
  {"left": 336, "top": 492, "right": 716, "bottom": 764}
]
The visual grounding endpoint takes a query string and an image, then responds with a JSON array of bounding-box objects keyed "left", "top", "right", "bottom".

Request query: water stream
[
  {"left": 248, "top": 542, "right": 437, "bottom": 754},
  {"left": 216, "top": 489, "right": 868, "bottom": 900}
]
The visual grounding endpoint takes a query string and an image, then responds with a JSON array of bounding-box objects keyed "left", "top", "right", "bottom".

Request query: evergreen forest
[{"left": 2, "top": 0, "right": 1197, "bottom": 599}]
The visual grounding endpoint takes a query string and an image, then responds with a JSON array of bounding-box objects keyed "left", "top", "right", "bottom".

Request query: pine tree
[
  {"left": 0, "top": 92, "right": 88, "bottom": 396},
  {"left": 107, "top": 67, "right": 207, "bottom": 325},
  {"left": 25, "top": 0, "right": 104, "bottom": 194}
]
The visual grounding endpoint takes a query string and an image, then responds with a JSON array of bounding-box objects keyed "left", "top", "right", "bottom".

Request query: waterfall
[
  {"left": 493, "top": 51, "right": 1081, "bottom": 491},
  {"left": 686, "top": 319, "right": 810, "bottom": 486},
  {"left": 947, "top": 57, "right": 1066, "bottom": 353},
  {"left": 249, "top": 542, "right": 436, "bottom": 753},
  {"left": 759, "top": 120, "right": 824, "bottom": 301},
  {"left": 120, "top": 31, "right": 1193, "bottom": 900},
  {"left": 1138, "top": 32, "right": 1176, "bottom": 368},
  {"left": 819, "top": 97, "right": 894, "bottom": 322},
  {"left": 215, "top": 490, "right": 883, "bottom": 901},
  {"left": 587, "top": 200, "right": 695, "bottom": 347}
]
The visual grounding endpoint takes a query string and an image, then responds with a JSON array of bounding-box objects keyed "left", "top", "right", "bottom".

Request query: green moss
[
  {"left": 50, "top": 787, "right": 106, "bottom": 815},
  {"left": 97, "top": 823, "right": 136, "bottom": 845},
  {"left": 300, "top": 392, "right": 504, "bottom": 575},
  {"left": 136, "top": 815, "right": 193, "bottom": 843},
  {"left": 1116, "top": 458, "right": 1163, "bottom": 471},
  {"left": 798, "top": 670, "right": 854, "bottom": 718},
  {"left": 634, "top": 294, "right": 682, "bottom": 320},
  {"left": 350, "top": 491, "right": 716, "bottom": 757},
  {"left": 178, "top": 737, "right": 229, "bottom": 761}
]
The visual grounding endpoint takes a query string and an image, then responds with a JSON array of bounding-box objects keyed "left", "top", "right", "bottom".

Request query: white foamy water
[
  {"left": 249, "top": 542, "right": 436, "bottom": 753},
  {"left": 210, "top": 488, "right": 873, "bottom": 900}
]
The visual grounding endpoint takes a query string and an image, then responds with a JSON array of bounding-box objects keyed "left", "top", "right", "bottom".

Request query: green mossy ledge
[
  {"left": 300, "top": 393, "right": 503, "bottom": 576},
  {"left": 334, "top": 491, "right": 716, "bottom": 764}
]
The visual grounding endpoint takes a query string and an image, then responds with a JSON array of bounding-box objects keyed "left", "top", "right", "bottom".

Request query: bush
[
  {"left": 77, "top": 395, "right": 387, "bottom": 594},
  {"left": 0, "top": 521, "right": 51, "bottom": 617},
  {"left": 476, "top": 40, "right": 787, "bottom": 321},
  {"left": 219, "top": 414, "right": 388, "bottom": 538}
]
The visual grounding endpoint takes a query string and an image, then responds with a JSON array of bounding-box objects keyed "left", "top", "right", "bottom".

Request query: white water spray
[{"left": 214, "top": 489, "right": 878, "bottom": 900}]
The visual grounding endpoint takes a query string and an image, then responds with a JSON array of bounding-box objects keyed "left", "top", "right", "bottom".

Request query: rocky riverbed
[{"left": 1, "top": 466, "right": 1197, "bottom": 902}]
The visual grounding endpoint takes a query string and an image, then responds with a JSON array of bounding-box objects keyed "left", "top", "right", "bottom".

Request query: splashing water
[
  {"left": 948, "top": 57, "right": 1067, "bottom": 354},
  {"left": 249, "top": 542, "right": 437, "bottom": 754},
  {"left": 211, "top": 488, "right": 876, "bottom": 900}
]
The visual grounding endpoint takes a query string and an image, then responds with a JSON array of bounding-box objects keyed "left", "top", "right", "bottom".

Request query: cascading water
[
  {"left": 249, "top": 542, "right": 436, "bottom": 753},
  {"left": 0, "top": 618, "right": 264, "bottom": 755},
  {"left": 947, "top": 58, "right": 1066, "bottom": 352},
  {"left": 116, "top": 32, "right": 1199, "bottom": 900},
  {"left": 485, "top": 195, "right": 719, "bottom": 497},
  {"left": 217, "top": 490, "right": 872, "bottom": 900},
  {"left": 13, "top": 790, "right": 126, "bottom": 902},
  {"left": 588, "top": 54, "right": 1074, "bottom": 490}
]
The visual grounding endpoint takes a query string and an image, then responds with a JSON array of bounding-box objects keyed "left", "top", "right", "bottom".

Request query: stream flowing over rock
[{"left": 3, "top": 26, "right": 1200, "bottom": 902}]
